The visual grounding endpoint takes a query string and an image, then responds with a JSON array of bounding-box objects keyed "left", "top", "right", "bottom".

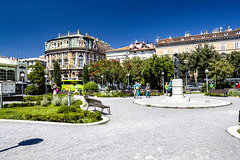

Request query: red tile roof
[{"left": 156, "top": 28, "right": 240, "bottom": 45}]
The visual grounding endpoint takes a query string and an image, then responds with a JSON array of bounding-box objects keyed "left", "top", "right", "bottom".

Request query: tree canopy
[{"left": 27, "top": 61, "right": 45, "bottom": 86}]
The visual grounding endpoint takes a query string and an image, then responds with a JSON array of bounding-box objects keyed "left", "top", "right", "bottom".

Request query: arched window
[
  {"left": 0, "top": 69, "right": 6, "bottom": 81},
  {"left": 79, "top": 55, "right": 84, "bottom": 67},
  {"left": 7, "top": 70, "right": 15, "bottom": 81}
]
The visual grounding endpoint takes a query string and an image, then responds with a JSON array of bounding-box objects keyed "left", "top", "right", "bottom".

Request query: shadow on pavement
[{"left": 0, "top": 138, "right": 44, "bottom": 152}]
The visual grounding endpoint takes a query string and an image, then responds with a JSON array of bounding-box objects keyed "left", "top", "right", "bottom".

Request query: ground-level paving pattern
[{"left": 0, "top": 94, "right": 240, "bottom": 160}]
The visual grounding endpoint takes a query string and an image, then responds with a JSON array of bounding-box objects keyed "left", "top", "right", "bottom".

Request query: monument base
[{"left": 170, "top": 79, "right": 190, "bottom": 102}]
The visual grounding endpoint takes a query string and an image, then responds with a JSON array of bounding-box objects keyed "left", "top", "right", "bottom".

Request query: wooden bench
[
  {"left": 140, "top": 89, "right": 160, "bottom": 96},
  {"left": 84, "top": 95, "right": 110, "bottom": 114},
  {"left": 121, "top": 90, "right": 134, "bottom": 97},
  {"left": 209, "top": 88, "right": 230, "bottom": 97},
  {"left": 183, "top": 89, "right": 192, "bottom": 94}
]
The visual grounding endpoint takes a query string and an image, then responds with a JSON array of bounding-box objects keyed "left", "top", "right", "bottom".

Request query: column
[
  {"left": 68, "top": 52, "right": 70, "bottom": 66},
  {"left": 50, "top": 55, "right": 52, "bottom": 67},
  {"left": 47, "top": 55, "right": 49, "bottom": 68},
  {"left": 62, "top": 53, "right": 63, "bottom": 67},
  {"left": 76, "top": 51, "right": 78, "bottom": 66},
  {"left": 92, "top": 53, "right": 94, "bottom": 63}
]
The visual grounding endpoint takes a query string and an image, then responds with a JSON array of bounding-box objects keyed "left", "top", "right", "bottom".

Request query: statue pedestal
[{"left": 167, "top": 79, "right": 190, "bottom": 102}]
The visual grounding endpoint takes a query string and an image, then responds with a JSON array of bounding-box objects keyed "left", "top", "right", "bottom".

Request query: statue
[{"left": 173, "top": 53, "right": 180, "bottom": 79}]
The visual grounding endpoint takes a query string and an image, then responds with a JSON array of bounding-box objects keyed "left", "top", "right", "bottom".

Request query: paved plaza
[{"left": 1, "top": 94, "right": 240, "bottom": 160}]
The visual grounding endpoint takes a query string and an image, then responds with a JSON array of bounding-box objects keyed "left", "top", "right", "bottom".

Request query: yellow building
[
  {"left": 156, "top": 27, "right": 240, "bottom": 56},
  {"left": 45, "top": 30, "right": 112, "bottom": 80}
]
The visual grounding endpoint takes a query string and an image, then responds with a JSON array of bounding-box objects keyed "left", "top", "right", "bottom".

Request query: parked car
[{"left": 185, "top": 85, "right": 199, "bottom": 90}]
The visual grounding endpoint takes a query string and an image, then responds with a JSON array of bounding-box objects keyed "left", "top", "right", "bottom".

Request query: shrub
[
  {"left": 227, "top": 90, "right": 240, "bottom": 96},
  {"left": 83, "top": 82, "right": 98, "bottom": 91},
  {"left": 52, "top": 96, "right": 62, "bottom": 106},
  {"left": 215, "top": 83, "right": 234, "bottom": 89},
  {"left": 57, "top": 106, "right": 77, "bottom": 113},
  {"left": 61, "top": 96, "right": 76, "bottom": 106},
  {"left": 40, "top": 98, "right": 49, "bottom": 107},
  {"left": 24, "top": 85, "right": 39, "bottom": 95},
  {"left": 72, "top": 100, "right": 83, "bottom": 107}
]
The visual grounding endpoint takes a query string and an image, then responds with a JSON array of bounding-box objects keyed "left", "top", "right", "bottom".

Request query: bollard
[
  {"left": 239, "top": 110, "right": 240, "bottom": 124},
  {"left": 68, "top": 91, "right": 71, "bottom": 106},
  {"left": 79, "top": 88, "right": 82, "bottom": 96},
  {"left": 0, "top": 91, "right": 3, "bottom": 109}
]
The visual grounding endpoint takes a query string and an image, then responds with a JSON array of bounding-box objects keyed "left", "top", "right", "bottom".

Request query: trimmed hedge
[
  {"left": 3, "top": 102, "right": 36, "bottom": 108},
  {"left": 204, "top": 93, "right": 225, "bottom": 97},
  {"left": 25, "top": 107, "right": 102, "bottom": 123},
  {"left": 24, "top": 85, "right": 39, "bottom": 95}
]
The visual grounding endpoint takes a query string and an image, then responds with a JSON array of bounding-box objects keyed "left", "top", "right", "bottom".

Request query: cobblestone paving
[{"left": 0, "top": 94, "right": 240, "bottom": 160}]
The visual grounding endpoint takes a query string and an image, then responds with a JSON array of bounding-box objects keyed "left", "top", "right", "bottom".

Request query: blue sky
[{"left": 0, "top": 0, "right": 239, "bottom": 58}]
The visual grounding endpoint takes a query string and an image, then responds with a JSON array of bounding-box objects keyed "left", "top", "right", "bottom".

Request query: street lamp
[
  {"left": 21, "top": 73, "right": 25, "bottom": 96},
  {"left": 62, "top": 75, "right": 65, "bottom": 91},
  {"left": 44, "top": 75, "right": 48, "bottom": 94},
  {"left": 101, "top": 75, "right": 104, "bottom": 88},
  {"left": 127, "top": 73, "right": 130, "bottom": 90},
  {"left": 184, "top": 59, "right": 188, "bottom": 87},
  {"left": 205, "top": 69, "right": 209, "bottom": 93},
  {"left": 161, "top": 72, "right": 164, "bottom": 94}
]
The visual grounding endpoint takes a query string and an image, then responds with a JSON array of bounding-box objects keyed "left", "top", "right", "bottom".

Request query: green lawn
[{"left": 0, "top": 105, "right": 59, "bottom": 120}]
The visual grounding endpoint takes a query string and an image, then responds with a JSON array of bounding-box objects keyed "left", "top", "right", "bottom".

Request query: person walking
[
  {"left": 169, "top": 80, "right": 172, "bottom": 97},
  {"left": 146, "top": 83, "right": 150, "bottom": 98},
  {"left": 165, "top": 82, "right": 169, "bottom": 96},
  {"left": 51, "top": 82, "right": 57, "bottom": 97},
  {"left": 134, "top": 81, "right": 139, "bottom": 99}
]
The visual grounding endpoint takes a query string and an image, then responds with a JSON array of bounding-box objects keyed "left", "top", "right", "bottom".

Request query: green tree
[
  {"left": 209, "top": 59, "right": 234, "bottom": 86},
  {"left": 53, "top": 61, "right": 61, "bottom": 88},
  {"left": 226, "top": 51, "right": 240, "bottom": 77},
  {"left": 28, "top": 61, "right": 45, "bottom": 86},
  {"left": 188, "top": 43, "right": 220, "bottom": 81},
  {"left": 83, "top": 64, "right": 89, "bottom": 84}
]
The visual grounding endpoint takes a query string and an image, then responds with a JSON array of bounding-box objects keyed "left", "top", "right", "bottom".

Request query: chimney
[
  {"left": 204, "top": 30, "right": 208, "bottom": 34},
  {"left": 220, "top": 27, "right": 223, "bottom": 32},
  {"left": 130, "top": 44, "right": 134, "bottom": 49},
  {"left": 77, "top": 29, "right": 80, "bottom": 34},
  {"left": 68, "top": 31, "right": 70, "bottom": 36},
  {"left": 169, "top": 35, "right": 172, "bottom": 39},
  {"left": 200, "top": 30, "right": 203, "bottom": 35},
  {"left": 185, "top": 31, "right": 190, "bottom": 37},
  {"left": 58, "top": 33, "right": 61, "bottom": 37}
]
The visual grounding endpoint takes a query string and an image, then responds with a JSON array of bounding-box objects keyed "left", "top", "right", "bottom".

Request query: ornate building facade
[{"left": 45, "top": 30, "right": 112, "bottom": 80}]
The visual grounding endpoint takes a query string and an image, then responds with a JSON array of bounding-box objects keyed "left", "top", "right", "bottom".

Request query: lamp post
[
  {"left": 62, "top": 75, "right": 65, "bottom": 91},
  {"left": 127, "top": 73, "right": 130, "bottom": 90},
  {"left": 21, "top": 73, "right": 25, "bottom": 96},
  {"left": 101, "top": 75, "right": 104, "bottom": 88},
  {"left": 44, "top": 75, "right": 48, "bottom": 94},
  {"left": 161, "top": 72, "right": 164, "bottom": 93},
  {"left": 184, "top": 59, "right": 188, "bottom": 87},
  {"left": 205, "top": 69, "right": 209, "bottom": 93}
]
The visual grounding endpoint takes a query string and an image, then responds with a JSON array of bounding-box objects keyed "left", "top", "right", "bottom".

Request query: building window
[
  {"left": 174, "top": 48, "right": 178, "bottom": 53},
  {"left": 7, "top": 70, "right": 15, "bottom": 81},
  {"left": 202, "top": 36, "right": 205, "bottom": 38},
  {"left": 185, "top": 47, "right": 189, "bottom": 53},
  {"left": 73, "top": 59, "right": 76, "bottom": 68},
  {"left": 163, "top": 49, "right": 168, "bottom": 55},
  {"left": 236, "top": 31, "right": 240, "bottom": 34},
  {"left": 224, "top": 33, "right": 228, "bottom": 36},
  {"left": 191, "top": 37, "right": 194, "bottom": 40},
  {"left": 221, "top": 43, "right": 226, "bottom": 50},
  {"left": 235, "top": 42, "right": 239, "bottom": 49},
  {"left": 65, "top": 59, "right": 68, "bottom": 67},
  {"left": 79, "top": 55, "right": 83, "bottom": 67},
  {"left": 181, "top": 38, "right": 184, "bottom": 41},
  {"left": 162, "top": 40, "right": 166, "bottom": 43},
  {"left": 212, "top": 34, "right": 216, "bottom": 37},
  {"left": 0, "top": 69, "right": 6, "bottom": 81}
]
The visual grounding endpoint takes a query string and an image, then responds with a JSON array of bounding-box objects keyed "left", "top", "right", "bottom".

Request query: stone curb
[
  {"left": 227, "top": 126, "right": 240, "bottom": 139},
  {"left": 0, "top": 115, "right": 110, "bottom": 126},
  {"left": 133, "top": 99, "right": 232, "bottom": 109}
]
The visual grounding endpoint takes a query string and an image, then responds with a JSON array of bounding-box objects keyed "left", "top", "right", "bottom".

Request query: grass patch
[{"left": 0, "top": 106, "right": 58, "bottom": 119}]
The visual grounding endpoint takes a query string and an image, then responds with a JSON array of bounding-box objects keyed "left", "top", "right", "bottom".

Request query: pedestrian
[
  {"left": 165, "top": 82, "right": 169, "bottom": 96},
  {"left": 138, "top": 82, "right": 141, "bottom": 97},
  {"left": 146, "top": 83, "right": 150, "bottom": 98},
  {"left": 51, "top": 82, "right": 57, "bottom": 97},
  {"left": 169, "top": 80, "right": 172, "bottom": 97},
  {"left": 134, "top": 81, "right": 139, "bottom": 99}
]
